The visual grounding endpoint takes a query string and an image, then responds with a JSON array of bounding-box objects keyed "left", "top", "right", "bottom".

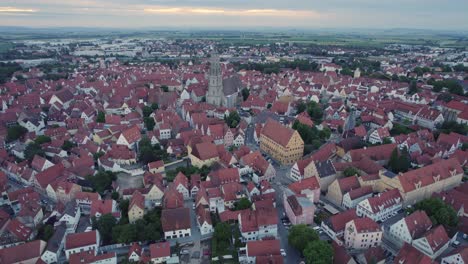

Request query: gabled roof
[
  {"left": 161, "top": 208, "right": 191, "bottom": 231},
  {"left": 394, "top": 243, "right": 434, "bottom": 264},
  {"left": 65, "top": 230, "right": 98, "bottom": 250},
  {"left": 261, "top": 119, "right": 300, "bottom": 147},
  {"left": 149, "top": 241, "right": 170, "bottom": 259}
]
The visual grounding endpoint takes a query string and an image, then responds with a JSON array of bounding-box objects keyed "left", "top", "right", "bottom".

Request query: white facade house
[
  {"left": 65, "top": 231, "right": 100, "bottom": 259},
  {"left": 58, "top": 203, "right": 81, "bottom": 232},
  {"left": 387, "top": 210, "right": 432, "bottom": 247},
  {"left": 356, "top": 189, "right": 402, "bottom": 222},
  {"left": 344, "top": 218, "right": 382, "bottom": 250}
]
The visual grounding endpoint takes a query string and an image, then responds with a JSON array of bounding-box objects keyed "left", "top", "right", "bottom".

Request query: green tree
[
  {"left": 303, "top": 240, "right": 333, "bottom": 264},
  {"left": 225, "top": 111, "right": 241, "bottom": 128},
  {"left": 213, "top": 222, "right": 232, "bottom": 257},
  {"left": 288, "top": 224, "right": 319, "bottom": 252},
  {"left": 34, "top": 135, "right": 51, "bottom": 145},
  {"left": 343, "top": 167, "right": 360, "bottom": 177},
  {"left": 37, "top": 224, "right": 54, "bottom": 241},
  {"left": 241, "top": 88, "right": 250, "bottom": 101},
  {"left": 151, "top": 103, "right": 159, "bottom": 110},
  {"left": 113, "top": 224, "right": 137, "bottom": 243},
  {"left": 61, "top": 140, "right": 76, "bottom": 151},
  {"left": 388, "top": 147, "right": 400, "bottom": 173},
  {"left": 144, "top": 117, "right": 155, "bottom": 131},
  {"left": 161, "top": 85, "right": 169, "bottom": 92},
  {"left": 382, "top": 137, "right": 393, "bottom": 145},
  {"left": 138, "top": 137, "right": 167, "bottom": 164},
  {"left": 296, "top": 101, "right": 307, "bottom": 114},
  {"left": 408, "top": 80, "right": 419, "bottom": 95},
  {"left": 411, "top": 197, "right": 458, "bottom": 230},
  {"left": 96, "top": 111, "right": 105, "bottom": 123},
  {"left": 7, "top": 125, "right": 27, "bottom": 142},
  {"left": 87, "top": 171, "right": 116, "bottom": 194},
  {"left": 92, "top": 214, "right": 117, "bottom": 244},
  {"left": 24, "top": 143, "right": 45, "bottom": 161},
  {"left": 234, "top": 197, "right": 252, "bottom": 210},
  {"left": 143, "top": 106, "right": 153, "bottom": 118},
  {"left": 111, "top": 191, "right": 120, "bottom": 200}
]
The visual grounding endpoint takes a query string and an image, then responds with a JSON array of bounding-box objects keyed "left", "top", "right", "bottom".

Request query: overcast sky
[{"left": 0, "top": 0, "right": 467, "bottom": 30}]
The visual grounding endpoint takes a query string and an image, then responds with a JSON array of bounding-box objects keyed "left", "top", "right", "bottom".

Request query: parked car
[
  {"left": 180, "top": 249, "right": 190, "bottom": 255},
  {"left": 452, "top": 241, "right": 461, "bottom": 248},
  {"left": 280, "top": 249, "right": 286, "bottom": 257}
]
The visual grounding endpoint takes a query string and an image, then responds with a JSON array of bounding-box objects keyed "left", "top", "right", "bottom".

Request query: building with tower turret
[{"left": 206, "top": 54, "right": 242, "bottom": 108}]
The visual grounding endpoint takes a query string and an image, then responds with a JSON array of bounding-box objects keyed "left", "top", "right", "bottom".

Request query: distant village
[{"left": 0, "top": 37, "right": 467, "bottom": 264}]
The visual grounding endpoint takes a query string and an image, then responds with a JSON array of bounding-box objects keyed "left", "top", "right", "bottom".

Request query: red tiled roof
[
  {"left": 130, "top": 190, "right": 145, "bottom": 210},
  {"left": 0, "top": 240, "right": 46, "bottom": 264},
  {"left": 261, "top": 119, "right": 299, "bottom": 147},
  {"left": 150, "top": 241, "right": 171, "bottom": 259},
  {"left": 352, "top": 217, "right": 380, "bottom": 233},
  {"left": 366, "top": 189, "right": 402, "bottom": 214},
  {"left": 288, "top": 177, "right": 320, "bottom": 194},
  {"left": 326, "top": 209, "right": 358, "bottom": 233},
  {"left": 398, "top": 158, "right": 462, "bottom": 193},
  {"left": 65, "top": 231, "right": 98, "bottom": 250},
  {"left": 394, "top": 243, "right": 434, "bottom": 264},
  {"left": 161, "top": 208, "right": 191, "bottom": 232},
  {"left": 421, "top": 225, "right": 450, "bottom": 252},
  {"left": 246, "top": 239, "right": 281, "bottom": 257}
]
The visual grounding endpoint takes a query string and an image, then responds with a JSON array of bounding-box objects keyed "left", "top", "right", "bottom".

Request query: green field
[{"left": 0, "top": 42, "right": 13, "bottom": 53}]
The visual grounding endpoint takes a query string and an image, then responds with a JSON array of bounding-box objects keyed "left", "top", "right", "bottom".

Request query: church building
[{"left": 206, "top": 54, "right": 242, "bottom": 108}]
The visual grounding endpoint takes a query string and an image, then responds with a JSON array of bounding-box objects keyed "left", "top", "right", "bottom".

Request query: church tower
[{"left": 206, "top": 53, "right": 224, "bottom": 106}]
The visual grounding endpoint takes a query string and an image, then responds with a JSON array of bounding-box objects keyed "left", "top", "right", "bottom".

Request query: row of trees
[
  {"left": 92, "top": 207, "right": 163, "bottom": 245},
  {"left": 288, "top": 225, "right": 333, "bottom": 264},
  {"left": 234, "top": 59, "right": 319, "bottom": 75},
  {"left": 165, "top": 165, "right": 211, "bottom": 182},
  {"left": 429, "top": 79, "right": 464, "bottom": 95}
]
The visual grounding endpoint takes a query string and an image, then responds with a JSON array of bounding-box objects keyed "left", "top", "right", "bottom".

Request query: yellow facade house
[
  {"left": 260, "top": 119, "right": 304, "bottom": 165},
  {"left": 128, "top": 191, "right": 145, "bottom": 224}
]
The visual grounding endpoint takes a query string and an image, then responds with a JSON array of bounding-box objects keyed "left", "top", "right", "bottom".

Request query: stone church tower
[{"left": 206, "top": 54, "right": 224, "bottom": 106}]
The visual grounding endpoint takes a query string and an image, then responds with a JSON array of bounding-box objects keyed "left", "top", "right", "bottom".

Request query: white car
[{"left": 280, "top": 249, "right": 286, "bottom": 257}]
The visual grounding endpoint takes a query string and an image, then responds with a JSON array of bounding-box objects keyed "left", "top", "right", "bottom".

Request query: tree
[
  {"left": 225, "top": 111, "right": 241, "bottom": 128},
  {"left": 343, "top": 167, "right": 360, "bottom": 177},
  {"left": 288, "top": 225, "right": 319, "bottom": 252},
  {"left": 144, "top": 117, "right": 155, "bottom": 131},
  {"left": 61, "top": 140, "right": 76, "bottom": 151},
  {"left": 24, "top": 143, "right": 45, "bottom": 161},
  {"left": 382, "top": 137, "right": 393, "bottom": 145},
  {"left": 96, "top": 111, "right": 105, "bottom": 123},
  {"left": 161, "top": 85, "right": 169, "bottom": 92},
  {"left": 388, "top": 147, "right": 410, "bottom": 173},
  {"left": 113, "top": 224, "right": 137, "bottom": 243},
  {"left": 234, "top": 197, "right": 252, "bottom": 210},
  {"left": 34, "top": 135, "right": 51, "bottom": 145},
  {"left": 93, "top": 214, "right": 117, "bottom": 244},
  {"left": 213, "top": 222, "right": 232, "bottom": 257},
  {"left": 303, "top": 240, "right": 333, "bottom": 264},
  {"left": 267, "top": 103, "right": 272, "bottom": 109},
  {"left": 143, "top": 106, "right": 153, "bottom": 118},
  {"left": 138, "top": 137, "right": 168, "bottom": 164},
  {"left": 241, "top": 88, "right": 250, "bottom": 101},
  {"left": 408, "top": 80, "right": 418, "bottom": 95},
  {"left": 296, "top": 101, "right": 307, "bottom": 114},
  {"left": 7, "top": 125, "right": 27, "bottom": 142},
  {"left": 151, "top": 103, "right": 159, "bottom": 110},
  {"left": 87, "top": 171, "right": 116, "bottom": 194},
  {"left": 111, "top": 191, "right": 120, "bottom": 200},
  {"left": 37, "top": 224, "right": 54, "bottom": 241}
]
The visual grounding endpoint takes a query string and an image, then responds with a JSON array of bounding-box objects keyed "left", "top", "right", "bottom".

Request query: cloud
[
  {"left": 0, "top": 6, "right": 38, "bottom": 13},
  {"left": 144, "top": 6, "right": 324, "bottom": 18}
]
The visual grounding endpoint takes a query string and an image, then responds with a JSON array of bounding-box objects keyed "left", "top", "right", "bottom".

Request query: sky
[{"left": 0, "top": 0, "right": 467, "bottom": 30}]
